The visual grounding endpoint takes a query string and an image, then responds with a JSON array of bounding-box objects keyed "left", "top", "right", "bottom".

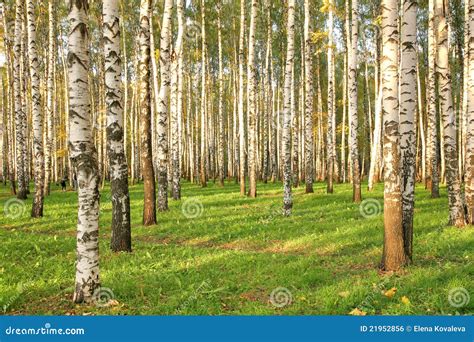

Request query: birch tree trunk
[
  {"left": 381, "top": 0, "right": 408, "bottom": 271},
  {"left": 238, "top": 0, "right": 246, "bottom": 195},
  {"left": 248, "top": 0, "right": 258, "bottom": 198},
  {"left": 348, "top": 0, "right": 361, "bottom": 202},
  {"left": 139, "top": 0, "right": 156, "bottom": 225},
  {"left": 427, "top": 0, "right": 440, "bottom": 197},
  {"left": 171, "top": 0, "right": 184, "bottom": 198},
  {"left": 26, "top": 0, "right": 44, "bottom": 217},
  {"left": 283, "top": 0, "right": 295, "bottom": 216},
  {"left": 68, "top": 0, "right": 101, "bottom": 303},
  {"left": 43, "top": 0, "right": 55, "bottom": 195},
  {"left": 13, "top": 0, "right": 27, "bottom": 200},
  {"left": 303, "top": 0, "right": 314, "bottom": 193},
  {"left": 435, "top": 0, "right": 466, "bottom": 227},
  {"left": 327, "top": 0, "right": 335, "bottom": 194},
  {"left": 217, "top": 0, "right": 225, "bottom": 187},
  {"left": 400, "top": 0, "right": 417, "bottom": 259},
  {"left": 200, "top": 0, "right": 208, "bottom": 188},
  {"left": 466, "top": 0, "right": 474, "bottom": 223},
  {"left": 156, "top": 0, "right": 173, "bottom": 211},
  {"left": 103, "top": 0, "right": 131, "bottom": 251}
]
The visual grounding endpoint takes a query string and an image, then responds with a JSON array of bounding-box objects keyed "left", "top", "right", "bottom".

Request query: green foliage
[{"left": 0, "top": 181, "right": 472, "bottom": 315}]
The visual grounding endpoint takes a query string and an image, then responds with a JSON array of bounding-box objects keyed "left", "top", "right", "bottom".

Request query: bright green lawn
[{"left": 0, "top": 180, "right": 472, "bottom": 315}]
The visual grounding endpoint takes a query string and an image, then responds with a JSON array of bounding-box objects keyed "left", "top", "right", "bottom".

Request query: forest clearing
[{"left": 0, "top": 0, "right": 473, "bottom": 317}]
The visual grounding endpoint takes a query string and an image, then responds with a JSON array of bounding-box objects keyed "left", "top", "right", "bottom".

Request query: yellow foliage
[{"left": 349, "top": 308, "right": 367, "bottom": 316}]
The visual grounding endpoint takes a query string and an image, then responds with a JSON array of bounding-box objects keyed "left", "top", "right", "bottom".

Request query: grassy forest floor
[{"left": 0, "top": 180, "right": 472, "bottom": 315}]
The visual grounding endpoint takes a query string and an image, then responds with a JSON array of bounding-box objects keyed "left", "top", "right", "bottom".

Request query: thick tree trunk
[
  {"left": 283, "top": 0, "right": 295, "bottom": 216},
  {"left": 200, "top": 0, "right": 208, "bottom": 188},
  {"left": 381, "top": 0, "right": 408, "bottom": 271},
  {"left": 68, "top": 0, "right": 101, "bottom": 303},
  {"left": 435, "top": 0, "right": 466, "bottom": 227},
  {"left": 400, "top": 0, "right": 417, "bottom": 259},
  {"left": 139, "top": 0, "right": 156, "bottom": 225},
  {"left": 26, "top": 0, "right": 44, "bottom": 217},
  {"left": 104, "top": 0, "right": 132, "bottom": 252}
]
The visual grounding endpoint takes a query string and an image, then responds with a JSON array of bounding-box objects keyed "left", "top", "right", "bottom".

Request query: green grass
[{"left": 0, "top": 179, "right": 472, "bottom": 315}]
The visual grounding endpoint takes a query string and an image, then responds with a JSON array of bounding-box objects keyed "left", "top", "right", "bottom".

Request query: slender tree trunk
[
  {"left": 327, "top": 0, "right": 335, "bottom": 193},
  {"left": 104, "top": 0, "right": 132, "bottom": 251},
  {"left": 435, "top": 0, "right": 466, "bottom": 227},
  {"left": 156, "top": 0, "right": 173, "bottom": 211},
  {"left": 13, "top": 0, "right": 27, "bottom": 200},
  {"left": 139, "top": 0, "right": 156, "bottom": 225},
  {"left": 68, "top": 0, "right": 101, "bottom": 304},
  {"left": 248, "top": 0, "right": 258, "bottom": 198},
  {"left": 238, "top": 0, "right": 246, "bottom": 195},
  {"left": 283, "top": 0, "right": 295, "bottom": 216},
  {"left": 400, "top": 0, "right": 417, "bottom": 259},
  {"left": 466, "top": 0, "right": 474, "bottom": 223},
  {"left": 348, "top": 0, "right": 361, "bottom": 202},
  {"left": 381, "top": 0, "right": 408, "bottom": 271},
  {"left": 216, "top": 0, "right": 225, "bottom": 187},
  {"left": 304, "top": 0, "right": 314, "bottom": 193},
  {"left": 200, "top": 0, "right": 208, "bottom": 188},
  {"left": 427, "top": 0, "right": 440, "bottom": 197},
  {"left": 26, "top": 0, "right": 44, "bottom": 217},
  {"left": 171, "top": 0, "right": 184, "bottom": 199}
]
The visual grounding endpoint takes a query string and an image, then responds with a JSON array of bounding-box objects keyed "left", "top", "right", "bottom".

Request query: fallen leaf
[
  {"left": 338, "top": 291, "right": 350, "bottom": 298},
  {"left": 383, "top": 287, "right": 397, "bottom": 298},
  {"left": 401, "top": 296, "right": 410, "bottom": 305},
  {"left": 349, "top": 308, "right": 367, "bottom": 316}
]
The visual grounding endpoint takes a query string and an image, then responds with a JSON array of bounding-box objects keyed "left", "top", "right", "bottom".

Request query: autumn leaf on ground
[
  {"left": 349, "top": 308, "right": 367, "bottom": 316},
  {"left": 338, "top": 291, "right": 350, "bottom": 298},
  {"left": 401, "top": 296, "right": 411, "bottom": 305},
  {"left": 383, "top": 287, "right": 397, "bottom": 298}
]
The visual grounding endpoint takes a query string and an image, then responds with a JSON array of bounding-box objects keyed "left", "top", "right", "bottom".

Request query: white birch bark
[{"left": 68, "top": 0, "right": 101, "bottom": 303}]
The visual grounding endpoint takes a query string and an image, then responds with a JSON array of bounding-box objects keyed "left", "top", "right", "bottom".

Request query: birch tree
[
  {"left": 103, "top": 0, "right": 131, "bottom": 251},
  {"left": 238, "top": 0, "right": 246, "bottom": 195},
  {"left": 381, "top": 0, "right": 408, "bottom": 271},
  {"left": 400, "top": 0, "right": 417, "bottom": 259},
  {"left": 248, "top": 0, "right": 258, "bottom": 198},
  {"left": 68, "top": 0, "right": 101, "bottom": 303},
  {"left": 217, "top": 0, "right": 225, "bottom": 187},
  {"left": 157, "top": 0, "right": 173, "bottom": 210},
  {"left": 44, "top": 0, "right": 55, "bottom": 195},
  {"left": 304, "top": 0, "right": 314, "bottom": 193},
  {"left": 26, "top": 0, "right": 44, "bottom": 217},
  {"left": 13, "top": 0, "right": 27, "bottom": 200},
  {"left": 466, "top": 0, "right": 474, "bottom": 223},
  {"left": 326, "top": 0, "right": 336, "bottom": 194},
  {"left": 435, "top": 0, "right": 465, "bottom": 227},
  {"left": 139, "top": 0, "right": 156, "bottom": 225},
  {"left": 348, "top": 0, "right": 361, "bottom": 202},
  {"left": 283, "top": 0, "right": 295, "bottom": 216}
]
